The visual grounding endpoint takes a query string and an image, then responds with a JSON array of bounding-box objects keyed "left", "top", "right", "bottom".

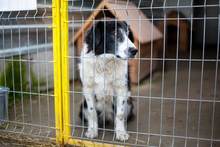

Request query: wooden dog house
[
  {"left": 72, "top": 0, "right": 163, "bottom": 83},
  {"left": 157, "top": 11, "right": 191, "bottom": 52}
]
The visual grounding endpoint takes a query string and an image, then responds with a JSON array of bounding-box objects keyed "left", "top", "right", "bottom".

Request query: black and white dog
[{"left": 78, "top": 19, "right": 138, "bottom": 141}]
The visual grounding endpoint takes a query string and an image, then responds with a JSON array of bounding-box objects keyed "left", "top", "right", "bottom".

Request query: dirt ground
[{"left": 0, "top": 48, "right": 220, "bottom": 147}]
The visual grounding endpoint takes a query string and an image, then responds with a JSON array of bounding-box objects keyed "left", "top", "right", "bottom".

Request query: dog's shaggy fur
[{"left": 78, "top": 19, "right": 138, "bottom": 141}]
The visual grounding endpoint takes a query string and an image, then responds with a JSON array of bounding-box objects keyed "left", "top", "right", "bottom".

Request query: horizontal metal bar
[
  {"left": 0, "top": 121, "right": 56, "bottom": 130},
  {"left": 0, "top": 43, "right": 53, "bottom": 58},
  {"left": 6, "top": 91, "right": 54, "bottom": 97},
  {"left": 37, "top": 4, "right": 53, "bottom": 8},
  {"left": 69, "top": 135, "right": 142, "bottom": 147},
  {"left": 69, "top": 125, "right": 220, "bottom": 143},
  {"left": 70, "top": 91, "right": 220, "bottom": 103},
  {"left": 70, "top": 56, "right": 220, "bottom": 62},
  {"left": 37, "top": 4, "right": 91, "bottom": 10},
  {"left": 1, "top": 57, "right": 219, "bottom": 62},
  {"left": 0, "top": 59, "right": 54, "bottom": 63},
  {"left": 1, "top": 13, "right": 218, "bottom": 21},
  {"left": 0, "top": 24, "right": 51, "bottom": 30},
  {"left": 1, "top": 16, "right": 218, "bottom": 21},
  {"left": 0, "top": 24, "right": 81, "bottom": 30},
  {"left": 0, "top": 17, "right": 54, "bottom": 20},
  {"left": 67, "top": 4, "right": 220, "bottom": 12},
  {"left": 67, "top": 138, "right": 129, "bottom": 147},
  {"left": 66, "top": 17, "right": 219, "bottom": 23},
  {"left": 69, "top": 134, "right": 220, "bottom": 147}
]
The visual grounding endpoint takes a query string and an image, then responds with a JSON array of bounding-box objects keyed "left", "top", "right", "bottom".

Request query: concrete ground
[{"left": 0, "top": 48, "right": 220, "bottom": 147}]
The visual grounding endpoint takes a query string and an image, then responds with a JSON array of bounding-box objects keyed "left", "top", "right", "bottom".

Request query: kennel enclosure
[{"left": 0, "top": 0, "right": 219, "bottom": 146}]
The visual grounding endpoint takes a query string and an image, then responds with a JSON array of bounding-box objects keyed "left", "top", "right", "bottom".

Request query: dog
[{"left": 78, "top": 18, "right": 138, "bottom": 141}]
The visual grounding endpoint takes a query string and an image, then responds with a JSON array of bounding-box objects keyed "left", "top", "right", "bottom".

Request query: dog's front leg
[
  {"left": 83, "top": 86, "right": 98, "bottom": 139},
  {"left": 115, "top": 88, "right": 130, "bottom": 141}
]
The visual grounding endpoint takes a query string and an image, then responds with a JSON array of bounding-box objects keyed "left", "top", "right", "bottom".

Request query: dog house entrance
[{"left": 167, "top": 25, "right": 178, "bottom": 45}]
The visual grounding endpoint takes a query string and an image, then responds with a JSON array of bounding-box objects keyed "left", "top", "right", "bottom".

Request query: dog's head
[{"left": 85, "top": 19, "right": 138, "bottom": 59}]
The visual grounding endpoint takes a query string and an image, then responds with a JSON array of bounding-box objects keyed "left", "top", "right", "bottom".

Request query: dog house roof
[{"left": 73, "top": 0, "right": 163, "bottom": 44}]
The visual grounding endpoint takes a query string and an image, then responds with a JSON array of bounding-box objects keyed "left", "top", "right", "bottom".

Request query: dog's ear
[
  {"left": 85, "top": 21, "right": 103, "bottom": 46},
  {"left": 122, "top": 21, "right": 135, "bottom": 43}
]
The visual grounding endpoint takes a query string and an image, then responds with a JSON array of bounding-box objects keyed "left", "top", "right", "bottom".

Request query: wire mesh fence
[
  {"left": 68, "top": 0, "right": 220, "bottom": 146},
  {"left": 0, "top": 0, "right": 220, "bottom": 146},
  {"left": 0, "top": 0, "right": 57, "bottom": 145}
]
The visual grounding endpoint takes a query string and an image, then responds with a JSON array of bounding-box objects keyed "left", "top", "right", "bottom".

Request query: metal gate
[{"left": 0, "top": 0, "right": 57, "bottom": 146}]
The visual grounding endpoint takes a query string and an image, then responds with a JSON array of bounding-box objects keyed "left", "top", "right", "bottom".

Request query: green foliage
[
  {"left": 0, "top": 60, "right": 27, "bottom": 105},
  {"left": 0, "top": 58, "right": 46, "bottom": 106}
]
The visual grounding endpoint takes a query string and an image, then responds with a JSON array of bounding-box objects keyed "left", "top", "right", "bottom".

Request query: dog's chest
[{"left": 82, "top": 57, "right": 128, "bottom": 96}]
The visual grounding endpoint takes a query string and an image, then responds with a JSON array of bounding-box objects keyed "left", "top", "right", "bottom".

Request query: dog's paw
[
  {"left": 116, "top": 131, "right": 129, "bottom": 141},
  {"left": 85, "top": 129, "right": 98, "bottom": 139}
]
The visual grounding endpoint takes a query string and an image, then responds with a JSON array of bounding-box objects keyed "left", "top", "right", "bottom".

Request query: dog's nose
[{"left": 129, "top": 47, "right": 138, "bottom": 56}]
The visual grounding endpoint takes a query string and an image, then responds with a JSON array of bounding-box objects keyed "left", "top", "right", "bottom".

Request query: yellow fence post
[
  {"left": 60, "top": 0, "right": 71, "bottom": 144},
  {"left": 52, "top": 0, "right": 70, "bottom": 145},
  {"left": 52, "top": 0, "right": 63, "bottom": 145}
]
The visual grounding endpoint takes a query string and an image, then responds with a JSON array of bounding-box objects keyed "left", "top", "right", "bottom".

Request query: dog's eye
[{"left": 115, "top": 30, "right": 120, "bottom": 37}]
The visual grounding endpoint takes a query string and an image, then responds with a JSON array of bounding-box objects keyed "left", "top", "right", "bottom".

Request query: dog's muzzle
[{"left": 128, "top": 47, "right": 138, "bottom": 59}]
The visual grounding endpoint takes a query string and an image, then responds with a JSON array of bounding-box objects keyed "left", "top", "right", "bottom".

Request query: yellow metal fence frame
[
  {"left": 52, "top": 0, "right": 70, "bottom": 145},
  {"left": 52, "top": 0, "right": 127, "bottom": 146},
  {"left": 52, "top": 0, "right": 63, "bottom": 145}
]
